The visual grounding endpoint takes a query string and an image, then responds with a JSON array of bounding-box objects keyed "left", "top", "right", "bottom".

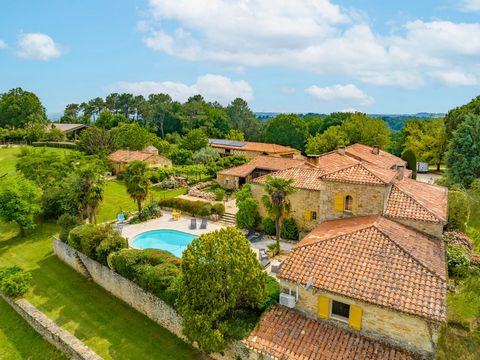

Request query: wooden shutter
[
  {"left": 304, "top": 210, "right": 311, "bottom": 221},
  {"left": 349, "top": 305, "right": 362, "bottom": 330},
  {"left": 334, "top": 193, "right": 344, "bottom": 212},
  {"left": 317, "top": 296, "right": 330, "bottom": 319}
]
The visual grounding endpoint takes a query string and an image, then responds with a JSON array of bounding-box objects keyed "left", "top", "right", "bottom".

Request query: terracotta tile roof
[
  {"left": 313, "top": 151, "right": 360, "bottom": 170},
  {"left": 385, "top": 178, "right": 448, "bottom": 223},
  {"left": 319, "top": 163, "right": 397, "bottom": 186},
  {"left": 253, "top": 167, "right": 325, "bottom": 191},
  {"left": 109, "top": 150, "right": 154, "bottom": 163},
  {"left": 209, "top": 138, "right": 299, "bottom": 154},
  {"left": 218, "top": 156, "right": 309, "bottom": 177},
  {"left": 278, "top": 216, "right": 446, "bottom": 322},
  {"left": 345, "top": 143, "right": 407, "bottom": 170},
  {"left": 244, "top": 306, "right": 421, "bottom": 360}
]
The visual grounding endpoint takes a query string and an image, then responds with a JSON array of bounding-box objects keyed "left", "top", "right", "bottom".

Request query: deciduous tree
[{"left": 264, "top": 114, "right": 308, "bottom": 150}]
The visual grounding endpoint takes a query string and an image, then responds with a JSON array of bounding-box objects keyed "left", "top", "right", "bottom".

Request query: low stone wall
[
  {"left": 1, "top": 293, "right": 102, "bottom": 360},
  {"left": 53, "top": 237, "right": 250, "bottom": 360}
]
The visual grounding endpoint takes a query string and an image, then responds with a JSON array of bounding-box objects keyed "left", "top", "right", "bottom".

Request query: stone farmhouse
[
  {"left": 108, "top": 146, "right": 172, "bottom": 175},
  {"left": 243, "top": 144, "right": 448, "bottom": 359},
  {"left": 208, "top": 138, "right": 302, "bottom": 159}
]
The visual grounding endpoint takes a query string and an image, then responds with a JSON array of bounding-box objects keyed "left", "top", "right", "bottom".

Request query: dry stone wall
[
  {"left": 1, "top": 293, "right": 102, "bottom": 360},
  {"left": 53, "top": 237, "right": 250, "bottom": 360}
]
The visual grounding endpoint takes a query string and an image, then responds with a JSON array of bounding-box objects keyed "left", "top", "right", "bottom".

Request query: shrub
[
  {"left": 96, "top": 236, "right": 128, "bottom": 265},
  {"left": 448, "top": 190, "right": 470, "bottom": 232},
  {"left": 447, "top": 244, "right": 470, "bottom": 277},
  {"left": 108, "top": 249, "right": 149, "bottom": 279},
  {"left": 135, "top": 263, "right": 180, "bottom": 296},
  {"left": 158, "top": 178, "right": 177, "bottom": 189},
  {"left": 211, "top": 203, "right": 226, "bottom": 217},
  {"left": 129, "top": 203, "right": 162, "bottom": 224},
  {"left": 142, "top": 249, "right": 182, "bottom": 267},
  {"left": 259, "top": 276, "right": 280, "bottom": 310},
  {"left": 0, "top": 266, "right": 31, "bottom": 298},
  {"left": 262, "top": 218, "right": 276, "bottom": 236},
  {"left": 235, "top": 184, "right": 260, "bottom": 229},
  {"left": 57, "top": 213, "right": 81, "bottom": 242},
  {"left": 158, "top": 197, "right": 215, "bottom": 217},
  {"left": 267, "top": 242, "right": 280, "bottom": 257},
  {"left": 401, "top": 149, "right": 417, "bottom": 179},
  {"left": 280, "top": 218, "right": 299, "bottom": 241},
  {"left": 32, "top": 141, "right": 77, "bottom": 149},
  {"left": 68, "top": 224, "right": 128, "bottom": 265},
  {"left": 214, "top": 188, "right": 225, "bottom": 201}
]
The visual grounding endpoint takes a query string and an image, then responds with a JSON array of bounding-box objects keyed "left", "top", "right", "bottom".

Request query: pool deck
[{"left": 121, "top": 210, "right": 227, "bottom": 246}]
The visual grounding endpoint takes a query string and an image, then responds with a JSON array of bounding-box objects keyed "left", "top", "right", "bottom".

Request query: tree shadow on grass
[{"left": 28, "top": 255, "right": 206, "bottom": 360}]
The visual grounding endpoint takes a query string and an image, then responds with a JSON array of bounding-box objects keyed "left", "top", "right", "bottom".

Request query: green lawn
[
  {"left": 97, "top": 180, "right": 186, "bottom": 223},
  {"left": 0, "top": 148, "right": 203, "bottom": 359}
]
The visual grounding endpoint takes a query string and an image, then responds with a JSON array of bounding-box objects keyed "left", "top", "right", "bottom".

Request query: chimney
[
  {"left": 306, "top": 154, "right": 320, "bottom": 167},
  {"left": 397, "top": 165, "right": 405, "bottom": 180},
  {"left": 337, "top": 146, "right": 346, "bottom": 155},
  {"left": 372, "top": 145, "right": 380, "bottom": 155}
]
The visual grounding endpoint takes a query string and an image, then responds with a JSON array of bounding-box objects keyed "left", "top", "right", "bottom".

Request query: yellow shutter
[
  {"left": 317, "top": 296, "right": 330, "bottom": 319},
  {"left": 334, "top": 193, "right": 344, "bottom": 212},
  {"left": 304, "top": 210, "right": 311, "bottom": 221},
  {"left": 349, "top": 305, "right": 362, "bottom": 330}
]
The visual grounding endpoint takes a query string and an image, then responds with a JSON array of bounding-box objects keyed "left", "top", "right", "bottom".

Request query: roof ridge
[
  {"left": 391, "top": 184, "right": 441, "bottom": 222},
  {"left": 373, "top": 222, "right": 445, "bottom": 281},
  {"left": 320, "top": 162, "right": 389, "bottom": 185}
]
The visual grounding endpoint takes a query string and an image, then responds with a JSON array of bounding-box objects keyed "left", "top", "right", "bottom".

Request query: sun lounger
[
  {"left": 190, "top": 218, "right": 197, "bottom": 230},
  {"left": 246, "top": 228, "right": 255, "bottom": 240},
  {"left": 200, "top": 218, "right": 207, "bottom": 229},
  {"left": 250, "top": 231, "right": 264, "bottom": 243},
  {"left": 259, "top": 248, "right": 270, "bottom": 268}
]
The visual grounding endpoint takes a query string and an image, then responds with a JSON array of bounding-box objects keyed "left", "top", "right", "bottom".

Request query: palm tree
[
  {"left": 261, "top": 176, "right": 297, "bottom": 250},
  {"left": 124, "top": 160, "right": 150, "bottom": 211},
  {"left": 71, "top": 165, "right": 105, "bottom": 224}
]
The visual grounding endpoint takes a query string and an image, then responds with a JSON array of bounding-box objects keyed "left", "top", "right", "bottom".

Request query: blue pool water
[{"left": 131, "top": 230, "right": 197, "bottom": 257}]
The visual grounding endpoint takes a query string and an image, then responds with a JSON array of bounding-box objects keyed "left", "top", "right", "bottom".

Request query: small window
[
  {"left": 225, "top": 179, "right": 229, "bottom": 185},
  {"left": 344, "top": 195, "right": 353, "bottom": 212},
  {"left": 225, "top": 149, "right": 231, "bottom": 154},
  {"left": 311, "top": 211, "right": 317, "bottom": 220},
  {"left": 331, "top": 300, "right": 350, "bottom": 320}
]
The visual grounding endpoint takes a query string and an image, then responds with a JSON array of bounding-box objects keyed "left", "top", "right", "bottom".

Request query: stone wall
[
  {"left": 280, "top": 279, "right": 438, "bottom": 358},
  {"left": 1, "top": 293, "right": 102, "bottom": 360},
  {"left": 217, "top": 173, "right": 239, "bottom": 190},
  {"left": 53, "top": 238, "right": 250, "bottom": 360},
  {"left": 393, "top": 217, "right": 444, "bottom": 239}
]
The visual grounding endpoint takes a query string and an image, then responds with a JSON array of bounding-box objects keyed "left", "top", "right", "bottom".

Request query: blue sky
[{"left": 1, "top": 0, "right": 480, "bottom": 115}]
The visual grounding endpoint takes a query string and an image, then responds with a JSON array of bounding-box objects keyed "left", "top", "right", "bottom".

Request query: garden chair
[
  {"left": 190, "top": 218, "right": 197, "bottom": 230},
  {"left": 200, "top": 218, "right": 208, "bottom": 229},
  {"left": 258, "top": 248, "right": 270, "bottom": 268},
  {"left": 171, "top": 210, "right": 181, "bottom": 220},
  {"left": 114, "top": 213, "right": 126, "bottom": 232}
]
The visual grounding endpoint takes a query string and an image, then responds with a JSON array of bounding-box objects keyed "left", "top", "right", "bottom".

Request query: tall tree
[
  {"left": 446, "top": 114, "right": 480, "bottom": 187},
  {"left": 88, "top": 97, "right": 106, "bottom": 121},
  {"left": 0, "top": 176, "right": 42, "bottom": 236},
  {"left": 341, "top": 113, "right": 391, "bottom": 149},
  {"left": 117, "top": 93, "right": 135, "bottom": 118},
  {"left": 261, "top": 176, "right": 296, "bottom": 250},
  {"left": 112, "top": 122, "right": 156, "bottom": 150},
  {"left": 263, "top": 114, "right": 308, "bottom": 150},
  {"left": 60, "top": 103, "right": 81, "bottom": 123},
  {"left": 78, "top": 127, "right": 117, "bottom": 156},
  {"left": 181, "top": 128, "right": 209, "bottom": 152},
  {"left": 124, "top": 160, "right": 150, "bottom": 211},
  {"left": 226, "top": 98, "right": 262, "bottom": 140},
  {"left": 0, "top": 88, "right": 47, "bottom": 128},
  {"left": 147, "top": 94, "right": 173, "bottom": 138},
  {"left": 305, "top": 125, "right": 348, "bottom": 154},
  {"left": 445, "top": 95, "right": 480, "bottom": 139},
  {"left": 177, "top": 227, "right": 267, "bottom": 353}
]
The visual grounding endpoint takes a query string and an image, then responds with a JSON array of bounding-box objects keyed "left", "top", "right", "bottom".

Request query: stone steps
[
  {"left": 74, "top": 253, "right": 93, "bottom": 281},
  {"left": 219, "top": 212, "right": 236, "bottom": 226}
]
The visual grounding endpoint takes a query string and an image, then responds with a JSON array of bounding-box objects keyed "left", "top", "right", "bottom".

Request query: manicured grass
[
  {"left": 0, "top": 297, "right": 66, "bottom": 360},
  {"left": 97, "top": 180, "right": 187, "bottom": 223},
  {"left": 0, "top": 222, "right": 205, "bottom": 360},
  {"left": 0, "top": 147, "right": 22, "bottom": 176}
]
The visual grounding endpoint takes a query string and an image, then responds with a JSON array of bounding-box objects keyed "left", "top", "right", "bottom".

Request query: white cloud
[
  {"left": 460, "top": 0, "right": 480, "bottom": 12},
  {"left": 428, "top": 70, "right": 477, "bottom": 86},
  {"left": 141, "top": 0, "right": 480, "bottom": 88},
  {"left": 306, "top": 84, "right": 374, "bottom": 105},
  {"left": 0, "top": 40, "right": 7, "bottom": 49},
  {"left": 17, "top": 33, "right": 62, "bottom": 60},
  {"left": 106, "top": 74, "right": 253, "bottom": 104}
]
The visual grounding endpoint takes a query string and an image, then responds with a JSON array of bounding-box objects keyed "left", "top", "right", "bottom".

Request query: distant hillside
[{"left": 254, "top": 112, "right": 445, "bottom": 131}]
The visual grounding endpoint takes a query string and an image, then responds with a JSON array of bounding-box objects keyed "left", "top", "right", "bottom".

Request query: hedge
[
  {"left": 107, "top": 248, "right": 181, "bottom": 305},
  {"left": 67, "top": 224, "right": 128, "bottom": 266},
  {"left": 158, "top": 197, "right": 224, "bottom": 217},
  {"left": 32, "top": 141, "right": 78, "bottom": 149},
  {"left": 128, "top": 203, "right": 163, "bottom": 224},
  {"left": 280, "top": 218, "right": 299, "bottom": 241}
]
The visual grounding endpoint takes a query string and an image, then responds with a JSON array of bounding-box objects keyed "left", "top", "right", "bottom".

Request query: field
[{"left": 0, "top": 147, "right": 204, "bottom": 359}]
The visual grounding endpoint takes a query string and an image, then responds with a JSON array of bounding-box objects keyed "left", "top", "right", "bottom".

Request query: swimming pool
[{"left": 130, "top": 229, "right": 197, "bottom": 258}]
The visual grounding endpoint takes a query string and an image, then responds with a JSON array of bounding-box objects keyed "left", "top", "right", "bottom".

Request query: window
[
  {"left": 331, "top": 300, "right": 350, "bottom": 321},
  {"left": 344, "top": 195, "right": 353, "bottom": 212},
  {"left": 225, "top": 149, "right": 231, "bottom": 154},
  {"left": 311, "top": 211, "right": 317, "bottom": 220},
  {"left": 225, "top": 179, "right": 229, "bottom": 185}
]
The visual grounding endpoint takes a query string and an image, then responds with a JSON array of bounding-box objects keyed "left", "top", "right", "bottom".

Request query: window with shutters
[
  {"left": 331, "top": 300, "right": 350, "bottom": 322},
  {"left": 344, "top": 195, "right": 353, "bottom": 212},
  {"left": 311, "top": 211, "right": 317, "bottom": 220}
]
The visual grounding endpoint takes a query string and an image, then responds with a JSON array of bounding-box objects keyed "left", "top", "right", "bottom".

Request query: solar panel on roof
[{"left": 208, "top": 139, "right": 247, "bottom": 147}]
